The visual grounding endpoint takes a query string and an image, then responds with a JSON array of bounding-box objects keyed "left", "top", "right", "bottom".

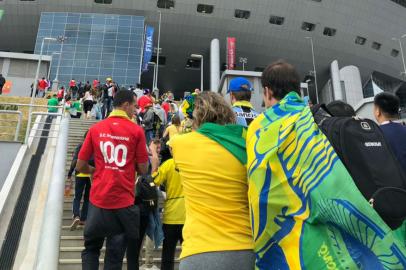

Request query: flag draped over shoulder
[
  {"left": 246, "top": 91, "right": 406, "bottom": 270},
  {"left": 197, "top": 122, "right": 247, "bottom": 165}
]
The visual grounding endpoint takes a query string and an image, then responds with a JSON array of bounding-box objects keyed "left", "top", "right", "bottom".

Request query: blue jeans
[
  {"left": 145, "top": 130, "right": 154, "bottom": 145},
  {"left": 102, "top": 97, "right": 113, "bottom": 119},
  {"left": 73, "top": 176, "right": 91, "bottom": 221},
  {"left": 94, "top": 103, "right": 102, "bottom": 120}
]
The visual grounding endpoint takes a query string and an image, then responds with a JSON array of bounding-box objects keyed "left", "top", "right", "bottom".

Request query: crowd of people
[
  {"left": 46, "top": 78, "right": 147, "bottom": 120},
  {"left": 62, "top": 60, "right": 406, "bottom": 270}
]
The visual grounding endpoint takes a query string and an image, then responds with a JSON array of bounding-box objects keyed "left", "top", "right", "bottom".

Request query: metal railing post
[
  {"left": 14, "top": 112, "right": 22, "bottom": 141},
  {"left": 0, "top": 110, "right": 23, "bottom": 142},
  {"left": 24, "top": 111, "right": 33, "bottom": 144}
]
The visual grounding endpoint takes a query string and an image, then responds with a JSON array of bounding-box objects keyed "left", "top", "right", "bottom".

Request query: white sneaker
[
  {"left": 70, "top": 217, "right": 80, "bottom": 231},
  {"left": 139, "top": 265, "right": 160, "bottom": 270}
]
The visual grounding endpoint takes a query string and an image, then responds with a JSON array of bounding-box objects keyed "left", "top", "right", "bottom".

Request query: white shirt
[{"left": 84, "top": 91, "right": 93, "bottom": 101}]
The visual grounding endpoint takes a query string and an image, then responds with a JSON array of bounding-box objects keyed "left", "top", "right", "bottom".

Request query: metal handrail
[
  {"left": 0, "top": 102, "right": 63, "bottom": 109},
  {"left": 0, "top": 110, "right": 22, "bottom": 141},
  {"left": 0, "top": 101, "right": 66, "bottom": 144},
  {"left": 25, "top": 112, "right": 64, "bottom": 144},
  {"left": 35, "top": 117, "right": 69, "bottom": 270},
  {"left": 31, "top": 112, "right": 63, "bottom": 117}
]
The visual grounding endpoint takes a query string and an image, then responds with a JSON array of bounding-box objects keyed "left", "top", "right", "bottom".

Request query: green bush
[{"left": 0, "top": 104, "right": 18, "bottom": 111}]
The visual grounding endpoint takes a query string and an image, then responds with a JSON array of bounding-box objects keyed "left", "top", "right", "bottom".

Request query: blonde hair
[{"left": 193, "top": 91, "right": 236, "bottom": 129}]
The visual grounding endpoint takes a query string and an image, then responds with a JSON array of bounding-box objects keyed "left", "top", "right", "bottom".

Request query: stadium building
[
  {"left": 1, "top": 1, "right": 406, "bottom": 269},
  {"left": 0, "top": 0, "right": 405, "bottom": 105}
]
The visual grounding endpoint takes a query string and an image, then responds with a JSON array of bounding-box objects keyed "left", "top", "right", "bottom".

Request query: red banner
[
  {"left": 2, "top": 80, "right": 12, "bottom": 94},
  {"left": 227, "top": 37, "right": 236, "bottom": 70}
]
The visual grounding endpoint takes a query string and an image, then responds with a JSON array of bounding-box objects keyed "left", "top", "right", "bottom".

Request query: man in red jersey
[
  {"left": 76, "top": 90, "right": 149, "bottom": 270},
  {"left": 137, "top": 88, "right": 154, "bottom": 114},
  {"left": 37, "top": 77, "right": 48, "bottom": 98},
  {"left": 92, "top": 78, "right": 99, "bottom": 89}
]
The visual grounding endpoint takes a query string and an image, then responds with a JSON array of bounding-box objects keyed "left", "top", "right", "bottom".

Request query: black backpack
[
  {"left": 153, "top": 112, "right": 162, "bottom": 134},
  {"left": 313, "top": 105, "right": 406, "bottom": 229},
  {"left": 135, "top": 174, "right": 158, "bottom": 211}
]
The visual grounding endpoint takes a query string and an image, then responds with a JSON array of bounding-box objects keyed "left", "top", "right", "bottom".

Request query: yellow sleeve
[
  {"left": 181, "top": 99, "right": 189, "bottom": 116},
  {"left": 153, "top": 160, "right": 169, "bottom": 186}
]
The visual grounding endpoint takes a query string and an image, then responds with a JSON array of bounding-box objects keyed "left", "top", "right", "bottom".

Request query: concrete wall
[
  {"left": 0, "top": 52, "right": 51, "bottom": 97},
  {"left": 340, "top": 66, "right": 364, "bottom": 108},
  {"left": 354, "top": 97, "right": 375, "bottom": 121},
  {"left": 321, "top": 62, "right": 364, "bottom": 108},
  {"left": 218, "top": 70, "right": 265, "bottom": 112},
  {"left": 320, "top": 80, "right": 333, "bottom": 105},
  {"left": 0, "top": 142, "right": 21, "bottom": 190}
]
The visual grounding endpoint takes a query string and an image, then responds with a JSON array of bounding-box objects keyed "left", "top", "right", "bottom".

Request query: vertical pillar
[
  {"left": 210, "top": 39, "right": 220, "bottom": 92},
  {"left": 331, "top": 60, "right": 343, "bottom": 100}
]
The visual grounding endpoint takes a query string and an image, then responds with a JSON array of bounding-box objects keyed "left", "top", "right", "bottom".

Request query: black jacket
[
  {"left": 0, "top": 76, "right": 5, "bottom": 87},
  {"left": 68, "top": 143, "right": 94, "bottom": 177}
]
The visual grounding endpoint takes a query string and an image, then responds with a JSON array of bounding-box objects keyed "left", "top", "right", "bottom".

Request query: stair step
[
  {"left": 59, "top": 259, "right": 179, "bottom": 270},
  {"left": 60, "top": 226, "right": 86, "bottom": 237},
  {"left": 60, "top": 236, "right": 84, "bottom": 247},
  {"left": 59, "top": 246, "right": 181, "bottom": 260},
  {"left": 59, "top": 237, "right": 181, "bottom": 254}
]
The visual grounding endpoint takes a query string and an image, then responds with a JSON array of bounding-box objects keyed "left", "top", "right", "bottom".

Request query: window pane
[
  {"left": 75, "top": 52, "right": 88, "bottom": 59},
  {"left": 323, "top": 27, "right": 337, "bottom": 37},
  {"left": 234, "top": 9, "right": 250, "bottom": 19},
  {"left": 197, "top": 4, "right": 214, "bottom": 14},
  {"left": 302, "top": 22, "right": 316, "bottom": 31},
  {"left": 372, "top": 42, "right": 381, "bottom": 50},
  {"left": 355, "top": 36, "right": 367, "bottom": 45},
  {"left": 88, "top": 53, "right": 102, "bottom": 60},
  {"left": 269, "top": 15, "right": 284, "bottom": 25}
]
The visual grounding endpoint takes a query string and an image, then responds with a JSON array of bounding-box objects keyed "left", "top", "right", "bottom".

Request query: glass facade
[{"left": 34, "top": 12, "right": 144, "bottom": 87}]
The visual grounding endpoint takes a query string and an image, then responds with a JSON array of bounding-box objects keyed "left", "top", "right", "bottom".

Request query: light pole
[
  {"left": 25, "top": 37, "right": 57, "bottom": 144},
  {"left": 155, "top": 11, "right": 162, "bottom": 94},
  {"left": 55, "top": 36, "right": 67, "bottom": 82},
  {"left": 305, "top": 37, "right": 319, "bottom": 104},
  {"left": 48, "top": 52, "right": 60, "bottom": 82},
  {"left": 239, "top": 57, "right": 248, "bottom": 71},
  {"left": 392, "top": 35, "right": 406, "bottom": 79},
  {"left": 191, "top": 54, "right": 204, "bottom": 91}
]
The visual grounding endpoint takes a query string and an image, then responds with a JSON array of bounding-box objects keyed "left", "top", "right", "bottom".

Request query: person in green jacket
[
  {"left": 47, "top": 94, "right": 59, "bottom": 113},
  {"left": 71, "top": 98, "right": 82, "bottom": 119}
]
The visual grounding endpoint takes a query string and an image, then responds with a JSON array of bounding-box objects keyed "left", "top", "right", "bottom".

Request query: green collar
[{"left": 197, "top": 123, "right": 247, "bottom": 165}]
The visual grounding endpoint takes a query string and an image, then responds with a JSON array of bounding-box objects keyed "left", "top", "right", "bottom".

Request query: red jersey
[
  {"left": 57, "top": 89, "right": 64, "bottom": 98},
  {"left": 162, "top": 102, "right": 170, "bottom": 114},
  {"left": 93, "top": 79, "right": 99, "bottom": 89},
  {"left": 69, "top": 80, "right": 76, "bottom": 87},
  {"left": 78, "top": 113, "right": 149, "bottom": 209},
  {"left": 38, "top": 80, "right": 47, "bottom": 90},
  {"left": 138, "top": 95, "right": 153, "bottom": 113}
]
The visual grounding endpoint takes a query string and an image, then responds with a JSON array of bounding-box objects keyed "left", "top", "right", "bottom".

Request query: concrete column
[
  {"left": 210, "top": 39, "right": 220, "bottom": 92},
  {"left": 331, "top": 60, "right": 343, "bottom": 100},
  {"left": 2, "top": 58, "right": 10, "bottom": 77}
]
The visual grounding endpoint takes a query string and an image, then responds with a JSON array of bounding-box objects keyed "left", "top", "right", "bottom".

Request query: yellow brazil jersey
[
  {"left": 169, "top": 132, "right": 253, "bottom": 259},
  {"left": 152, "top": 159, "right": 185, "bottom": 225},
  {"left": 165, "top": 125, "right": 181, "bottom": 139}
]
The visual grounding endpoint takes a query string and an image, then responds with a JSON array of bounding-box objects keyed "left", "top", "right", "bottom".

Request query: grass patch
[{"left": 0, "top": 96, "right": 48, "bottom": 142}]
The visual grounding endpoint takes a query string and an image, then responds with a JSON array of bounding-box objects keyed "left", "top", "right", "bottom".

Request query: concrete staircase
[{"left": 58, "top": 118, "right": 180, "bottom": 270}]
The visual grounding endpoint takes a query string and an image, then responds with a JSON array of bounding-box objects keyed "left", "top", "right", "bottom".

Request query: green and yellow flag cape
[
  {"left": 246, "top": 92, "right": 406, "bottom": 269},
  {"left": 197, "top": 122, "right": 247, "bottom": 165}
]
